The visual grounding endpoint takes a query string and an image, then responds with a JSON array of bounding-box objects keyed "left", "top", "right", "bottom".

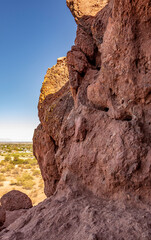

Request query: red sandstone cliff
[{"left": 1, "top": 0, "right": 151, "bottom": 239}]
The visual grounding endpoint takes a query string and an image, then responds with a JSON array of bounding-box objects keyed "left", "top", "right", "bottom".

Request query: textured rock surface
[
  {"left": 66, "top": 0, "right": 109, "bottom": 22},
  {"left": 34, "top": 82, "right": 73, "bottom": 197},
  {"left": 0, "top": 209, "right": 28, "bottom": 232},
  {"left": 1, "top": 186, "right": 151, "bottom": 240},
  {"left": 1, "top": 0, "right": 151, "bottom": 239},
  {"left": 65, "top": 0, "right": 151, "bottom": 202},
  {"left": 1, "top": 190, "right": 32, "bottom": 211}
]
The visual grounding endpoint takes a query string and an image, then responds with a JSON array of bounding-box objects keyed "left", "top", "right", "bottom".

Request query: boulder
[{"left": 1, "top": 190, "right": 32, "bottom": 211}]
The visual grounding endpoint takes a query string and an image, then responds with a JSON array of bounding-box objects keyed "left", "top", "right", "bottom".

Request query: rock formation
[
  {"left": 1, "top": 0, "right": 151, "bottom": 239},
  {"left": 33, "top": 57, "right": 73, "bottom": 197}
]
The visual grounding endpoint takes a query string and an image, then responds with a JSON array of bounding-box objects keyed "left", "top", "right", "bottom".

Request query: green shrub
[
  {"left": 0, "top": 168, "right": 6, "bottom": 173},
  {"left": 4, "top": 155, "right": 11, "bottom": 162},
  {"left": 0, "top": 161, "right": 5, "bottom": 166},
  {"left": 11, "top": 155, "right": 25, "bottom": 165},
  {"left": 5, "top": 164, "right": 15, "bottom": 171},
  {"left": 23, "top": 164, "right": 32, "bottom": 169},
  {"left": 16, "top": 173, "right": 35, "bottom": 189},
  {"left": 0, "top": 165, "right": 15, "bottom": 173},
  {"left": 22, "top": 180, "right": 35, "bottom": 190},
  {"left": 21, "top": 158, "right": 37, "bottom": 166},
  {"left": 13, "top": 154, "right": 20, "bottom": 161},
  {"left": 16, "top": 173, "right": 33, "bottom": 183},
  {"left": 12, "top": 169, "right": 19, "bottom": 175},
  {"left": 32, "top": 169, "right": 40, "bottom": 176}
]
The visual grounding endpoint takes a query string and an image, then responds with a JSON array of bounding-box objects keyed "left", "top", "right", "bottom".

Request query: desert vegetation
[{"left": 0, "top": 143, "right": 46, "bottom": 205}]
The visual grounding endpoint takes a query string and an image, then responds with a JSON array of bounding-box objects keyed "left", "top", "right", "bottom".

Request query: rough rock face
[
  {"left": 1, "top": 186, "right": 151, "bottom": 240},
  {"left": 1, "top": 190, "right": 32, "bottom": 211},
  {"left": 1, "top": 0, "right": 151, "bottom": 239},
  {"left": 38, "top": 0, "right": 151, "bottom": 213},
  {"left": 66, "top": 0, "right": 109, "bottom": 23},
  {"left": 33, "top": 58, "right": 74, "bottom": 196},
  {"left": 65, "top": 0, "right": 151, "bottom": 203},
  {"left": 0, "top": 209, "right": 28, "bottom": 232},
  {"left": 3, "top": 209, "right": 28, "bottom": 228}
]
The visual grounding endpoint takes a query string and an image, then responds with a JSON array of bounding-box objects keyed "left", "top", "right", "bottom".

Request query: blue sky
[{"left": 0, "top": 0, "right": 76, "bottom": 141}]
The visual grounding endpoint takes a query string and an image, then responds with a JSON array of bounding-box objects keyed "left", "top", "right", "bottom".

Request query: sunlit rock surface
[
  {"left": 39, "top": 57, "right": 69, "bottom": 105},
  {"left": 66, "top": 0, "right": 109, "bottom": 22}
]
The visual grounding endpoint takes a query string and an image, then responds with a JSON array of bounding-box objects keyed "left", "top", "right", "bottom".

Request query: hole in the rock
[
  {"left": 110, "top": 88, "right": 116, "bottom": 98},
  {"left": 94, "top": 105, "right": 109, "bottom": 112},
  {"left": 104, "top": 107, "right": 109, "bottom": 112},
  {"left": 79, "top": 72, "right": 85, "bottom": 78},
  {"left": 135, "top": 58, "right": 139, "bottom": 68},
  {"left": 54, "top": 179, "right": 58, "bottom": 185},
  {"left": 50, "top": 136, "right": 58, "bottom": 153},
  {"left": 85, "top": 45, "right": 99, "bottom": 68},
  {"left": 109, "top": 88, "right": 113, "bottom": 94},
  {"left": 121, "top": 99, "right": 124, "bottom": 104},
  {"left": 122, "top": 115, "right": 132, "bottom": 121},
  {"left": 96, "top": 66, "right": 101, "bottom": 71},
  {"left": 146, "top": 91, "right": 151, "bottom": 99}
]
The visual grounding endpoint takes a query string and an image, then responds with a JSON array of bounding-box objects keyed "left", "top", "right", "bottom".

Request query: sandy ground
[{"left": 0, "top": 174, "right": 46, "bottom": 206}]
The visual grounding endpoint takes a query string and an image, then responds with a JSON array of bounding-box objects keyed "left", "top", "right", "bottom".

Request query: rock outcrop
[
  {"left": 39, "top": 57, "right": 69, "bottom": 106},
  {"left": 33, "top": 57, "right": 73, "bottom": 197},
  {"left": 1, "top": 0, "right": 151, "bottom": 239}
]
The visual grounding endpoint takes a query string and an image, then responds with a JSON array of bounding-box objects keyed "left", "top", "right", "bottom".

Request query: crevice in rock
[
  {"left": 50, "top": 136, "right": 58, "bottom": 153},
  {"left": 145, "top": 91, "right": 151, "bottom": 104},
  {"left": 93, "top": 104, "right": 109, "bottom": 112},
  {"left": 135, "top": 58, "right": 139, "bottom": 68},
  {"left": 121, "top": 115, "right": 132, "bottom": 121},
  {"left": 96, "top": 66, "right": 101, "bottom": 71},
  {"left": 86, "top": 45, "right": 99, "bottom": 69}
]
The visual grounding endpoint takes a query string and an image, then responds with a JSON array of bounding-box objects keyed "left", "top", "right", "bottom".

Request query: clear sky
[{"left": 0, "top": 0, "right": 76, "bottom": 142}]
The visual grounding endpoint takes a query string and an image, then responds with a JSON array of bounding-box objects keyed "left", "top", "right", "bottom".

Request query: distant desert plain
[{"left": 0, "top": 143, "right": 46, "bottom": 205}]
